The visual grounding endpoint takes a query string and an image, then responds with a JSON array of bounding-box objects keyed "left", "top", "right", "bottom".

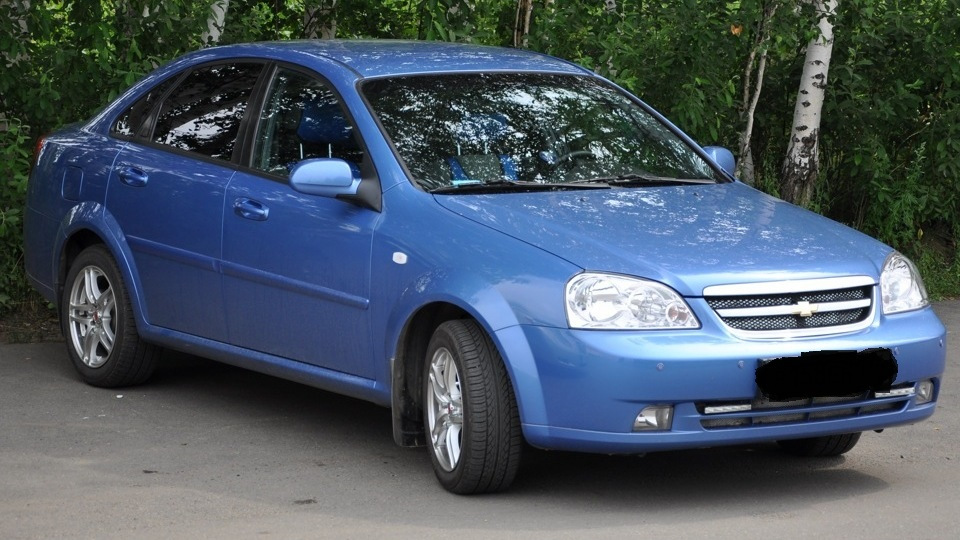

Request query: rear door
[{"left": 106, "top": 62, "right": 264, "bottom": 341}]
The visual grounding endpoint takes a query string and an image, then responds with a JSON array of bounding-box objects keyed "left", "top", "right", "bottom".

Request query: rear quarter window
[{"left": 111, "top": 76, "right": 179, "bottom": 139}]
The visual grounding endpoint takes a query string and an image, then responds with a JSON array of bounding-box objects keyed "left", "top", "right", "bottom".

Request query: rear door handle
[
  {"left": 234, "top": 198, "right": 269, "bottom": 221},
  {"left": 117, "top": 166, "right": 148, "bottom": 187}
]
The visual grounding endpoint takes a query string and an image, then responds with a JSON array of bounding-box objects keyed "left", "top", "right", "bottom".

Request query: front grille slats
[{"left": 703, "top": 279, "right": 876, "bottom": 338}]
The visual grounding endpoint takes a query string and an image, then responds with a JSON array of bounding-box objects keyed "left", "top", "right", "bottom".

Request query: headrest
[
  {"left": 297, "top": 100, "right": 354, "bottom": 145},
  {"left": 454, "top": 113, "right": 509, "bottom": 142}
]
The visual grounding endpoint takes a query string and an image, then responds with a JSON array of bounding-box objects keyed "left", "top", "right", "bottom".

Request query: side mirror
[
  {"left": 289, "top": 158, "right": 360, "bottom": 198},
  {"left": 702, "top": 146, "right": 736, "bottom": 178}
]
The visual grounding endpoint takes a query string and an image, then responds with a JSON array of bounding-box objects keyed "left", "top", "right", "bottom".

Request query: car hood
[{"left": 432, "top": 182, "right": 891, "bottom": 296}]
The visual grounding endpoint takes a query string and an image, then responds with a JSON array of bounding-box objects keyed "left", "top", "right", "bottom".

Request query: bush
[
  {"left": 0, "top": 0, "right": 957, "bottom": 310},
  {"left": 0, "top": 118, "right": 32, "bottom": 314}
]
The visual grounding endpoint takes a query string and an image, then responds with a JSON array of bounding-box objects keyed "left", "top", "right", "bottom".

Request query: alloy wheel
[
  {"left": 67, "top": 265, "right": 116, "bottom": 369},
  {"left": 426, "top": 346, "right": 463, "bottom": 472}
]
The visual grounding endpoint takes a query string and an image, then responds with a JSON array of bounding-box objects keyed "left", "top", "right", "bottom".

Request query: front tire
[
  {"left": 777, "top": 432, "right": 862, "bottom": 457},
  {"left": 423, "top": 320, "right": 522, "bottom": 494},
  {"left": 62, "top": 245, "right": 158, "bottom": 387}
]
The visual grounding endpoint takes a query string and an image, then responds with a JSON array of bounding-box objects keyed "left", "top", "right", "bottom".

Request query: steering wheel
[
  {"left": 552, "top": 150, "right": 595, "bottom": 166},
  {"left": 541, "top": 149, "right": 597, "bottom": 171}
]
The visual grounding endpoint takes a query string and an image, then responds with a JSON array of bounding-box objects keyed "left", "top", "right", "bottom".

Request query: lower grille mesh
[
  {"left": 699, "top": 392, "right": 907, "bottom": 430},
  {"left": 723, "top": 308, "right": 867, "bottom": 331}
]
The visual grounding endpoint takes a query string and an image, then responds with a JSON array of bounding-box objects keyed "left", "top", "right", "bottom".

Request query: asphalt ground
[{"left": 1, "top": 302, "right": 957, "bottom": 539}]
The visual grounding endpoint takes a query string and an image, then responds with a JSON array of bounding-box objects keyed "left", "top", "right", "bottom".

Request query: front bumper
[{"left": 496, "top": 305, "right": 946, "bottom": 453}]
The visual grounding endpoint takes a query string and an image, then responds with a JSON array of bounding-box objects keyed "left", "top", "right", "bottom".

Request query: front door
[{"left": 221, "top": 67, "right": 379, "bottom": 377}]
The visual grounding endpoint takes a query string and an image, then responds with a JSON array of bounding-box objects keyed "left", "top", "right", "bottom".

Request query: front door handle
[
  {"left": 117, "top": 166, "right": 148, "bottom": 187},
  {"left": 234, "top": 198, "right": 269, "bottom": 221}
]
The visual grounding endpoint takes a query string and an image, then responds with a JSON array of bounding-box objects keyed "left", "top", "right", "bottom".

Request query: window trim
[
  {"left": 234, "top": 61, "right": 382, "bottom": 211},
  {"left": 110, "top": 60, "right": 269, "bottom": 168},
  {"left": 151, "top": 61, "right": 267, "bottom": 163},
  {"left": 105, "top": 57, "right": 382, "bottom": 210},
  {"left": 358, "top": 71, "right": 735, "bottom": 192},
  {"left": 109, "top": 71, "right": 187, "bottom": 142}
]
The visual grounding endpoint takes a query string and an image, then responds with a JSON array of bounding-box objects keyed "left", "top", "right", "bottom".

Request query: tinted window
[
  {"left": 251, "top": 68, "right": 362, "bottom": 177},
  {"left": 153, "top": 63, "right": 263, "bottom": 160},
  {"left": 363, "top": 73, "right": 720, "bottom": 191},
  {"left": 112, "top": 76, "right": 178, "bottom": 138}
]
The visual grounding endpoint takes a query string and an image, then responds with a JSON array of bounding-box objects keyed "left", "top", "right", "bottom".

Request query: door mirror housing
[
  {"left": 702, "top": 146, "right": 736, "bottom": 178},
  {"left": 289, "top": 158, "right": 360, "bottom": 197}
]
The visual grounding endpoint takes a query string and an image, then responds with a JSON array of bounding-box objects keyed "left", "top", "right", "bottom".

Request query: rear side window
[
  {"left": 152, "top": 63, "right": 263, "bottom": 161},
  {"left": 112, "top": 76, "right": 178, "bottom": 139}
]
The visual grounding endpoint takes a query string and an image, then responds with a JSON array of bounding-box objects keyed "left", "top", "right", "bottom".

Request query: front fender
[
  {"left": 372, "top": 185, "right": 581, "bottom": 432},
  {"left": 382, "top": 275, "right": 559, "bottom": 441}
]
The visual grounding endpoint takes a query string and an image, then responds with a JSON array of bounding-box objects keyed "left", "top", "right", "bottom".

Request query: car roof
[
  {"left": 85, "top": 40, "right": 595, "bottom": 134},
  {"left": 194, "top": 40, "right": 590, "bottom": 79}
]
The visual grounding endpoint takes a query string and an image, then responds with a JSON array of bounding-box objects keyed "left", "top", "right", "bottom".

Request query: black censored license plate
[{"left": 755, "top": 348, "right": 898, "bottom": 401}]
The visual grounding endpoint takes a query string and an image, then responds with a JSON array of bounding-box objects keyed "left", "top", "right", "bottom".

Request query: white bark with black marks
[
  {"left": 305, "top": 1, "right": 338, "bottom": 40},
  {"left": 782, "top": 0, "right": 837, "bottom": 205},
  {"left": 513, "top": 0, "right": 533, "bottom": 48},
  {"left": 736, "top": 2, "right": 780, "bottom": 185},
  {"left": 2, "top": 0, "right": 30, "bottom": 68},
  {"left": 201, "top": 0, "right": 230, "bottom": 46}
]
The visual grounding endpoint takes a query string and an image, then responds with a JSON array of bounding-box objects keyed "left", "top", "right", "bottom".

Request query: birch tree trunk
[
  {"left": 2, "top": 0, "right": 30, "bottom": 130},
  {"left": 735, "top": 2, "right": 780, "bottom": 185},
  {"left": 781, "top": 0, "right": 837, "bottom": 206},
  {"left": 305, "top": 1, "right": 338, "bottom": 40},
  {"left": 201, "top": 0, "right": 230, "bottom": 46},
  {"left": 2, "top": 0, "right": 30, "bottom": 67},
  {"left": 513, "top": 0, "right": 533, "bottom": 48}
]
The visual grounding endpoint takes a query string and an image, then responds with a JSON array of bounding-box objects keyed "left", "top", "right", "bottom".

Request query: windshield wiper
[
  {"left": 570, "top": 173, "right": 715, "bottom": 186},
  {"left": 429, "top": 179, "right": 609, "bottom": 194}
]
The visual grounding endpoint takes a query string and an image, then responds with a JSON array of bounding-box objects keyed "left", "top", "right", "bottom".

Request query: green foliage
[
  {"left": 0, "top": 0, "right": 958, "bottom": 307},
  {"left": 528, "top": 0, "right": 801, "bottom": 150},
  {"left": 220, "top": 1, "right": 514, "bottom": 43},
  {"left": 818, "top": 0, "right": 960, "bottom": 296},
  {"left": 1, "top": 0, "right": 209, "bottom": 133},
  {"left": 916, "top": 249, "right": 960, "bottom": 301},
  {"left": 0, "top": 118, "right": 32, "bottom": 312}
]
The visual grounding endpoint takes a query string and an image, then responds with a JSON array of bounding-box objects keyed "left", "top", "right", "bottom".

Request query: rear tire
[
  {"left": 62, "top": 245, "right": 158, "bottom": 387},
  {"left": 423, "top": 320, "right": 522, "bottom": 494},
  {"left": 776, "top": 432, "right": 862, "bottom": 457}
]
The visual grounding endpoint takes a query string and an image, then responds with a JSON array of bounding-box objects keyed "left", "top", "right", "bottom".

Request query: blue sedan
[{"left": 24, "top": 40, "right": 945, "bottom": 493}]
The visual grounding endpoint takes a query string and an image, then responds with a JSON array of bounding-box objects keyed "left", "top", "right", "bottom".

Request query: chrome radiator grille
[{"left": 703, "top": 277, "right": 876, "bottom": 338}]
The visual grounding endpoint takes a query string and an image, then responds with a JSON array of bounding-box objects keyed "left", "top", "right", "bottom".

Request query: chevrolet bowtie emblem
[{"left": 792, "top": 301, "right": 819, "bottom": 317}]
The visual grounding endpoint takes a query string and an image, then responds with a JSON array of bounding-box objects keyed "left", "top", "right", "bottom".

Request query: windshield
[{"left": 362, "top": 73, "right": 722, "bottom": 191}]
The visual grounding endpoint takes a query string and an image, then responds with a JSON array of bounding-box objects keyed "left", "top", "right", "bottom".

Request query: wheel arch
[
  {"left": 391, "top": 301, "right": 470, "bottom": 447},
  {"left": 58, "top": 228, "right": 104, "bottom": 300},
  {"left": 388, "top": 296, "right": 550, "bottom": 448},
  {"left": 54, "top": 204, "right": 149, "bottom": 332}
]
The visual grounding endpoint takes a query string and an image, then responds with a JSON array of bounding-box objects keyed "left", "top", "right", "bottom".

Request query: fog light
[
  {"left": 916, "top": 380, "right": 935, "bottom": 404},
  {"left": 633, "top": 405, "right": 674, "bottom": 431}
]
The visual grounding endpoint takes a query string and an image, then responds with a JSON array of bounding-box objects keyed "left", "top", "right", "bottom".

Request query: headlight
[
  {"left": 880, "top": 252, "right": 928, "bottom": 314},
  {"left": 566, "top": 273, "right": 699, "bottom": 329}
]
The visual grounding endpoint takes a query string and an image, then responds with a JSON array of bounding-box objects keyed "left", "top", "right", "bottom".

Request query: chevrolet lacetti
[{"left": 24, "top": 41, "right": 946, "bottom": 493}]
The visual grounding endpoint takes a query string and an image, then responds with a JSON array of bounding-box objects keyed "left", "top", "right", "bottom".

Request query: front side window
[
  {"left": 152, "top": 63, "right": 263, "bottom": 160},
  {"left": 363, "top": 73, "right": 721, "bottom": 191},
  {"left": 251, "top": 68, "right": 362, "bottom": 178}
]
